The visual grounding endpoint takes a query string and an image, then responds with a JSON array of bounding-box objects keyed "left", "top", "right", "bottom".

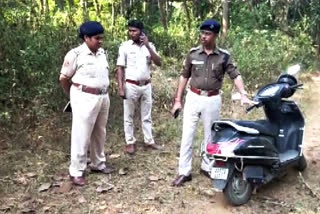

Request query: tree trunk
[
  {"left": 94, "top": 0, "right": 101, "bottom": 20},
  {"left": 158, "top": 0, "right": 168, "bottom": 31},
  {"left": 45, "top": 0, "right": 49, "bottom": 14},
  {"left": 221, "top": 0, "right": 229, "bottom": 43},
  {"left": 112, "top": 2, "right": 115, "bottom": 27},
  {"left": 182, "top": 0, "right": 191, "bottom": 32},
  {"left": 81, "top": 0, "right": 89, "bottom": 22},
  {"left": 68, "top": 0, "right": 74, "bottom": 7},
  {"left": 40, "top": 0, "right": 45, "bottom": 15}
]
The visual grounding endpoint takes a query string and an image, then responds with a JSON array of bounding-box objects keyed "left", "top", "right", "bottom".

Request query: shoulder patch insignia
[{"left": 64, "top": 61, "right": 70, "bottom": 67}]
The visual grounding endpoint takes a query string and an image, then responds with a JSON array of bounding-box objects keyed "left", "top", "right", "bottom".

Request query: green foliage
[
  {"left": 226, "top": 27, "right": 315, "bottom": 88},
  {"left": 0, "top": 0, "right": 318, "bottom": 125}
]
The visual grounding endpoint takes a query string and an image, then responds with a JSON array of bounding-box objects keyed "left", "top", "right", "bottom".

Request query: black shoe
[{"left": 171, "top": 174, "right": 192, "bottom": 186}]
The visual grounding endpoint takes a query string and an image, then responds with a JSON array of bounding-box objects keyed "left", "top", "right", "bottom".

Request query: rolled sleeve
[
  {"left": 60, "top": 50, "right": 77, "bottom": 78},
  {"left": 181, "top": 54, "right": 192, "bottom": 78},
  {"left": 116, "top": 44, "right": 126, "bottom": 67},
  {"left": 149, "top": 43, "right": 158, "bottom": 54},
  {"left": 225, "top": 56, "right": 240, "bottom": 79}
]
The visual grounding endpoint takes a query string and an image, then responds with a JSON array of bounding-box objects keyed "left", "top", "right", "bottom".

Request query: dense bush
[{"left": 0, "top": 1, "right": 319, "bottom": 124}]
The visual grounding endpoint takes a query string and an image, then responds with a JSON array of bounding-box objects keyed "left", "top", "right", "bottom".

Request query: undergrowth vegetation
[{"left": 0, "top": 1, "right": 319, "bottom": 125}]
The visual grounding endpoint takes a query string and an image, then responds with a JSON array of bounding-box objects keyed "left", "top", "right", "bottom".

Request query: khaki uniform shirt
[
  {"left": 182, "top": 46, "right": 239, "bottom": 91},
  {"left": 60, "top": 43, "right": 110, "bottom": 88},
  {"left": 116, "top": 40, "right": 157, "bottom": 81}
]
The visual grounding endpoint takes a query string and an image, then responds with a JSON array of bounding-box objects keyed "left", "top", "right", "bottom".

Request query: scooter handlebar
[
  {"left": 290, "top": 83, "right": 303, "bottom": 89},
  {"left": 246, "top": 105, "right": 256, "bottom": 113}
]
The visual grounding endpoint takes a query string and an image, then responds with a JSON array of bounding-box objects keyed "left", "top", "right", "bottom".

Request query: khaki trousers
[
  {"left": 123, "top": 83, "right": 154, "bottom": 145},
  {"left": 69, "top": 85, "right": 110, "bottom": 177},
  {"left": 178, "top": 89, "right": 222, "bottom": 176}
]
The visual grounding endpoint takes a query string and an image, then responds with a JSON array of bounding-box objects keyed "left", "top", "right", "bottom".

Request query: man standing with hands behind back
[
  {"left": 116, "top": 20, "right": 162, "bottom": 155},
  {"left": 171, "top": 19, "right": 255, "bottom": 186},
  {"left": 59, "top": 21, "right": 115, "bottom": 186}
]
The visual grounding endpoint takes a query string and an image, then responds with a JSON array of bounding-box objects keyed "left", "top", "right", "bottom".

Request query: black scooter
[{"left": 204, "top": 65, "right": 307, "bottom": 206}]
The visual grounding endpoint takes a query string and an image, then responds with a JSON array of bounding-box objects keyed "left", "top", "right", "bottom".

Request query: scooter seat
[{"left": 232, "top": 120, "right": 278, "bottom": 137}]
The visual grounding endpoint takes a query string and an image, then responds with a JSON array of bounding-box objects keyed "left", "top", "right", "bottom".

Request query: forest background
[
  {"left": 1, "top": 0, "right": 320, "bottom": 213},
  {"left": 1, "top": 0, "right": 320, "bottom": 124}
]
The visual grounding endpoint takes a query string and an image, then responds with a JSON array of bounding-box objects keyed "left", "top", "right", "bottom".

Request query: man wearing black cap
[
  {"left": 116, "top": 20, "right": 162, "bottom": 155},
  {"left": 171, "top": 19, "right": 254, "bottom": 186},
  {"left": 59, "top": 21, "right": 115, "bottom": 186}
]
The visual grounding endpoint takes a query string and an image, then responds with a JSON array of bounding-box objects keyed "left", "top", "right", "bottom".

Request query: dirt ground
[{"left": 0, "top": 74, "right": 320, "bottom": 214}]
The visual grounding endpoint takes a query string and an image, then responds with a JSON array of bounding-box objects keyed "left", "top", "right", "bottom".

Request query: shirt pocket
[
  {"left": 191, "top": 60, "right": 205, "bottom": 77},
  {"left": 211, "top": 63, "right": 224, "bottom": 81},
  {"left": 84, "top": 62, "right": 97, "bottom": 78},
  {"left": 127, "top": 52, "right": 137, "bottom": 67}
]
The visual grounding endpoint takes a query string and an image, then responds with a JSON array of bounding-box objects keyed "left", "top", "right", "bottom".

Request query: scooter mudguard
[{"left": 243, "top": 166, "right": 265, "bottom": 185}]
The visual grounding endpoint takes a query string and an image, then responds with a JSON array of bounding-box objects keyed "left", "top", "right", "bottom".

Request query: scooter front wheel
[{"left": 224, "top": 171, "right": 253, "bottom": 206}]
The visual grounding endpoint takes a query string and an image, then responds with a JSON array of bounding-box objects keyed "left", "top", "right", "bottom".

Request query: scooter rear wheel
[{"left": 224, "top": 171, "right": 253, "bottom": 206}]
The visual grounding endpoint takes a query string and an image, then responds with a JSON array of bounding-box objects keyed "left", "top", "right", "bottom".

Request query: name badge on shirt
[{"left": 191, "top": 60, "right": 204, "bottom": 65}]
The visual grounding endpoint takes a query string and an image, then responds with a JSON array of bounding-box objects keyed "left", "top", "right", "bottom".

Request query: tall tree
[
  {"left": 81, "top": 0, "right": 89, "bottom": 21},
  {"left": 221, "top": 0, "right": 228, "bottom": 43},
  {"left": 158, "top": 0, "right": 168, "bottom": 31}
]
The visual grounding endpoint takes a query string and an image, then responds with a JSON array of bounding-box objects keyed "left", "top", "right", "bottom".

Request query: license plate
[{"left": 210, "top": 167, "right": 229, "bottom": 180}]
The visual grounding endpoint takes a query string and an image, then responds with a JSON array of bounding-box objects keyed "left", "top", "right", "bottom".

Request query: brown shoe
[
  {"left": 144, "top": 143, "right": 163, "bottom": 151},
  {"left": 171, "top": 174, "right": 192, "bottom": 186},
  {"left": 125, "top": 144, "right": 135, "bottom": 155},
  {"left": 91, "top": 166, "right": 116, "bottom": 174},
  {"left": 70, "top": 176, "right": 88, "bottom": 186}
]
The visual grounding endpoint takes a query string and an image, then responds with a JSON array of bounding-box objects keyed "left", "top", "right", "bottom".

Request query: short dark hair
[{"left": 128, "top": 20, "right": 144, "bottom": 31}]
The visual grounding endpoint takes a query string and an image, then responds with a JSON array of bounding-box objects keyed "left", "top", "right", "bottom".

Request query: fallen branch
[
  {"left": 257, "top": 196, "right": 294, "bottom": 209},
  {"left": 298, "top": 172, "right": 320, "bottom": 200}
]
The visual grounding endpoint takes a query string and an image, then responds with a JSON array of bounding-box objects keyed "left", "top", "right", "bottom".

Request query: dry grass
[{"left": 1, "top": 73, "right": 320, "bottom": 213}]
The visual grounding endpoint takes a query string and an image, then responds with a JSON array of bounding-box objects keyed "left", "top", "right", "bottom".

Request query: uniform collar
[
  {"left": 81, "top": 43, "right": 103, "bottom": 55},
  {"left": 199, "top": 45, "right": 220, "bottom": 55},
  {"left": 130, "top": 39, "right": 144, "bottom": 47}
]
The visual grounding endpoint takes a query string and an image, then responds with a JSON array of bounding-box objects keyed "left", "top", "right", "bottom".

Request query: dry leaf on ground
[
  {"left": 58, "top": 182, "right": 73, "bottom": 193},
  {"left": 38, "top": 183, "right": 51, "bottom": 192},
  {"left": 96, "top": 184, "right": 114, "bottom": 193},
  {"left": 25, "top": 172, "right": 37, "bottom": 178},
  {"left": 119, "top": 168, "right": 127, "bottom": 175},
  {"left": 148, "top": 176, "right": 160, "bottom": 181},
  {"left": 109, "top": 154, "right": 121, "bottom": 159},
  {"left": 78, "top": 195, "right": 87, "bottom": 203}
]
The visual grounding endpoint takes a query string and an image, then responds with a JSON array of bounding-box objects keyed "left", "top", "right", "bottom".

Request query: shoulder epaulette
[
  {"left": 218, "top": 48, "right": 230, "bottom": 55},
  {"left": 190, "top": 46, "right": 200, "bottom": 53}
]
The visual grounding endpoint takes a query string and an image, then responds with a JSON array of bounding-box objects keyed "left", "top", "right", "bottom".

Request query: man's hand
[
  {"left": 171, "top": 100, "right": 182, "bottom": 118},
  {"left": 140, "top": 33, "right": 149, "bottom": 47},
  {"left": 118, "top": 88, "right": 126, "bottom": 99},
  {"left": 240, "top": 94, "right": 258, "bottom": 105}
]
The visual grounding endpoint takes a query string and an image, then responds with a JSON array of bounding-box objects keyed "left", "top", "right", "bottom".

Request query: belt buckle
[
  {"left": 139, "top": 80, "right": 145, "bottom": 86},
  {"left": 200, "top": 90, "right": 208, "bottom": 96},
  {"left": 100, "top": 88, "right": 107, "bottom": 94}
]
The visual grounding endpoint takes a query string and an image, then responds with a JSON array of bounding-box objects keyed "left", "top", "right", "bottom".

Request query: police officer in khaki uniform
[
  {"left": 171, "top": 20, "right": 255, "bottom": 186},
  {"left": 116, "top": 20, "right": 162, "bottom": 154},
  {"left": 59, "top": 21, "right": 115, "bottom": 186}
]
